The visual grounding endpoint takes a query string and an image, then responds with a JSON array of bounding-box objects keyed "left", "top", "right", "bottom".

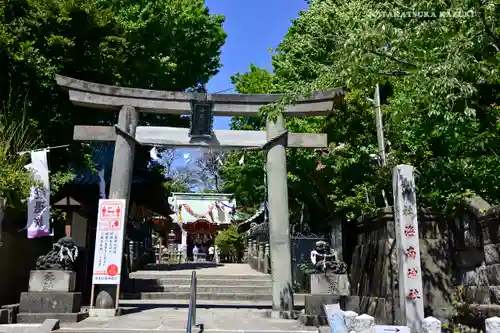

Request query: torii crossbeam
[
  {"left": 73, "top": 126, "right": 328, "bottom": 148},
  {"left": 56, "top": 75, "right": 346, "bottom": 315}
]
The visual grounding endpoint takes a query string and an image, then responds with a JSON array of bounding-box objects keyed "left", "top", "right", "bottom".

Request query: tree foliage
[
  {"left": 220, "top": 0, "right": 500, "bottom": 228},
  {"left": 0, "top": 99, "right": 36, "bottom": 209},
  {"left": 0, "top": 0, "right": 226, "bottom": 198},
  {"left": 214, "top": 224, "right": 244, "bottom": 260}
]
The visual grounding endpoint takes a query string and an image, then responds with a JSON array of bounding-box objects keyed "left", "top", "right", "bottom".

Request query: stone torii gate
[{"left": 56, "top": 75, "right": 346, "bottom": 314}]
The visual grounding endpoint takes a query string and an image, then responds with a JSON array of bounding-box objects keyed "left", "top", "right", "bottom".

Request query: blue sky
[
  {"left": 172, "top": 0, "right": 308, "bottom": 166},
  {"left": 206, "top": 0, "right": 308, "bottom": 131}
]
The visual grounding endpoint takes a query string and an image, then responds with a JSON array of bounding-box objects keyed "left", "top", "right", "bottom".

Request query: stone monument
[
  {"left": 299, "top": 240, "right": 351, "bottom": 326},
  {"left": 17, "top": 237, "right": 88, "bottom": 323}
]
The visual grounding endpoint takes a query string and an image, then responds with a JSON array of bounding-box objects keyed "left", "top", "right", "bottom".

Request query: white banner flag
[
  {"left": 26, "top": 149, "right": 51, "bottom": 239},
  {"left": 98, "top": 167, "right": 106, "bottom": 199}
]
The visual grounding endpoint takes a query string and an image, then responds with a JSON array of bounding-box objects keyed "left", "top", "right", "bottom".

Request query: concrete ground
[
  {"left": 57, "top": 265, "right": 313, "bottom": 333},
  {"left": 57, "top": 308, "right": 318, "bottom": 332},
  {"left": 0, "top": 324, "right": 39, "bottom": 333}
]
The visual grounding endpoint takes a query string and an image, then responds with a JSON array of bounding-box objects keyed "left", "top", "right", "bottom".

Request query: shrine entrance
[
  {"left": 56, "top": 75, "right": 346, "bottom": 314},
  {"left": 168, "top": 192, "right": 236, "bottom": 261},
  {"left": 185, "top": 219, "right": 218, "bottom": 261}
]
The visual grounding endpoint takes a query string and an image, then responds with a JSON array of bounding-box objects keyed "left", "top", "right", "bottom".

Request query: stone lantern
[{"left": 167, "top": 229, "right": 176, "bottom": 251}]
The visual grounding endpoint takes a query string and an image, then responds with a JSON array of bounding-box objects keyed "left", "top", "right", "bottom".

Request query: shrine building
[{"left": 168, "top": 192, "right": 237, "bottom": 258}]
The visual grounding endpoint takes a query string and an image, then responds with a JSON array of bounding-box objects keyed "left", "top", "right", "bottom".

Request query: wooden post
[
  {"left": 94, "top": 105, "right": 139, "bottom": 310},
  {"left": 266, "top": 113, "right": 294, "bottom": 314},
  {"left": 89, "top": 284, "right": 95, "bottom": 308},
  {"left": 392, "top": 165, "right": 424, "bottom": 332},
  {"left": 374, "top": 84, "right": 386, "bottom": 166}
]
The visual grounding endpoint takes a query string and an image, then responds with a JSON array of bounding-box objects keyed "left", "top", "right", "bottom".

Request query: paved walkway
[
  {"left": 58, "top": 265, "right": 313, "bottom": 332},
  {"left": 58, "top": 308, "right": 317, "bottom": 332},
  {"left": 130, "top": 264, "right": 268, "bottom": 277}
]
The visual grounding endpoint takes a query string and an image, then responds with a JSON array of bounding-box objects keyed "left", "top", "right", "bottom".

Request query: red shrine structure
[{"left": 167, "top": 192, "right": 239, "bottom": 259}]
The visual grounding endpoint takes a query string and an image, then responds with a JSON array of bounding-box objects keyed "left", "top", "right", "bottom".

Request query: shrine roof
[
  {"left": 170, "top": 192, "right": 235, "bottom": 200},
  {"left": 237, "top": 204, "right": 267, "bottom": 233}
]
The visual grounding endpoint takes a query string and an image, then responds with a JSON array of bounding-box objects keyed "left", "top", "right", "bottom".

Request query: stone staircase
[
  {"left": 37, "top": 264, "right": 317, "bottom": 333},
  {"left": 122, "top": 263, "right": 273, "bottom": 305}
]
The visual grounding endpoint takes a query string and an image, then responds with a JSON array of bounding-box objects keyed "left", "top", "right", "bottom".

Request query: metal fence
[{"left": 291, "top": 231, "right": 324, "bottom": 292}]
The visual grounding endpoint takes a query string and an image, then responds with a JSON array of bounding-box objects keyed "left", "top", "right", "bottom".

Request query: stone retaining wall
[
  {"left": 346, "top": 196, "right": 500, "bottom": 327},
  {"left": 453, "top": 197, "right": 500, "bottom": 327},
  {"left": 346, "top": 207, "right": 454, "bottom": 323}
]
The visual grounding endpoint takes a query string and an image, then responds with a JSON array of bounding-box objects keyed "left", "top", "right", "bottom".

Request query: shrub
[
  {"left": 0, "top": 99, "right": 36, "bottom": 210},
  {"left": 214, "top": 224, "right": 244, "bottom": 262}
]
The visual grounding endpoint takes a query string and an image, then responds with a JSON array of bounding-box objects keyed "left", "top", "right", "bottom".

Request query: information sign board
[{"left": 92, "top": 199, "right": 126, "bottom": 285}]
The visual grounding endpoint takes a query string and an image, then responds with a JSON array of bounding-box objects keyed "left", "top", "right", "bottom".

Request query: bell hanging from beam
[{"left": 189, "top": 99, "right": 214, "bottom": 139}]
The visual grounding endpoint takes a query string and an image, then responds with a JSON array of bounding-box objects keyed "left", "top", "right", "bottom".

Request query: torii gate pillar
[
  {"left": 109, "top": 105, "right": 139, "bottom": 205},
  {"left": 95, "top": 105, "right": 139, "bottom": 308},
  {"left": 266, "top": 113, "right": 293, "bottom": 313}
]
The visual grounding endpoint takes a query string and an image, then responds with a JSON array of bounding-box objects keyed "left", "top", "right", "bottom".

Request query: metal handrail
[{"left": 186, "top": 270, "right": 197, "bottom": 333}]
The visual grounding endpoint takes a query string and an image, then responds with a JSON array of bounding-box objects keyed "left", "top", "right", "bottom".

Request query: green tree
[
  {"left": 0, "top": 0, "right": 226, "bottom": 189},
  {"left": 214, "top": 224, "right": 244, "bottom": 262},
  {"left": 288, "top": 0, "right": 500, "bottom": 210},
  {"left": 220, "top": 0, "right": 500, "bottom": 226},
  {"left": 0, "top": 99, "right": 36, "bottom": 209}
]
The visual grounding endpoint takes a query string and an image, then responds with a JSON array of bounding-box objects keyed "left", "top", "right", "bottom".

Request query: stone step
[
  {"left": 119, "top": 294, "right": 307, "bottom": 305},
  {"left": 130, "top": 273, "right": 271, "bottom": 281},
  {"left": 118, "top": 298, "right": 306, "bottom": 308},
  {"left": 133, "top": 278, "right": 272, "bottom": 287},
  {"left": 122, "top": 292, "right": 272, "bottom": 302},
  {"left": 16, "top": 312, "right": 88, "bottom": 324},
  {"left": 118, "top": 299, "right": 275, "bottom": 308},
  {"left": 137, "top": 285, "right": 272, "bottom": 293},
  {"left": 141, "top": 262, "right": 221, "bottom": 271}
]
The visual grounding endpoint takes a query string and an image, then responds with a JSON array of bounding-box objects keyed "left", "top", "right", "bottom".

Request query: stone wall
[
  {"left": 345, "top": 206, "right": 455, "bottom": 323},
  {"left": 346, "top": 196, "right": 500, "bottom": 327},
  {"left": 0, "top": 227, "right": 51, "bottom": 306},
  {"left": 453, "top": 197, "right": 500, "bottom": 327}
]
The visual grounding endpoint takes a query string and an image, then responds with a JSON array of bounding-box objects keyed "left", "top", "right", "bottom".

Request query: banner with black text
[{"left": 25, "top": 150, "right": 51, "bottom": 239}]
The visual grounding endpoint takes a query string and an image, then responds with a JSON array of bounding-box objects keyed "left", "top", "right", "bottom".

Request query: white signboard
[
  {"left": 375, "top": 325, "right": 410, "bottom": 333},
  {"left": 92, "top": 199, "right": 126, "bottom": 285},
  {"left": 323, "top": 303, "right": 346, "bottom": 333}
]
